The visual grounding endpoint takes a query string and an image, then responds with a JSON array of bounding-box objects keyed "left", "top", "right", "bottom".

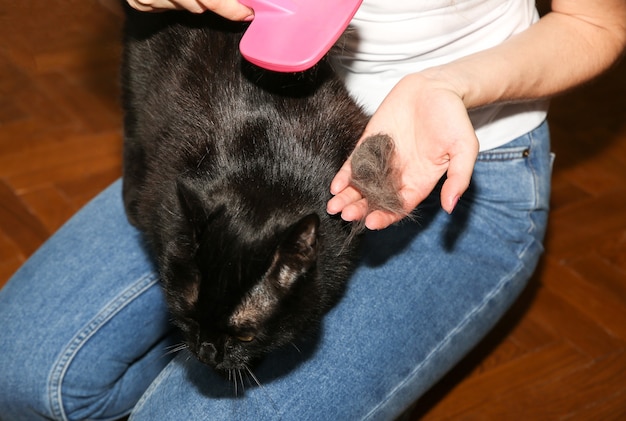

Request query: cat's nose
[{"left": 198, "top": 341, "right": 218, "bottom": 365}]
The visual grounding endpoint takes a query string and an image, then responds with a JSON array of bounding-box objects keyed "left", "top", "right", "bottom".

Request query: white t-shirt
[{"left": 330, "top": 0, "right": 549, "bottom": 151}]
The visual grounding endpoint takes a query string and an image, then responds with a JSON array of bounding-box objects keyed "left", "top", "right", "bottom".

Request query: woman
[{"left": 1, "top": 0, "right": 624, "bottom": 419}]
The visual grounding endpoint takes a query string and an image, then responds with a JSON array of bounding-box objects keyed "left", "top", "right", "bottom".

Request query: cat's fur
[{"left": 121, "top": 7, "right": 400, "bottom": 372}]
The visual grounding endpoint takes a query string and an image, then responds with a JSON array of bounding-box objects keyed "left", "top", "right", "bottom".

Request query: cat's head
[{"left": 158, "top": 176, "right": 350, "bottom": 372}]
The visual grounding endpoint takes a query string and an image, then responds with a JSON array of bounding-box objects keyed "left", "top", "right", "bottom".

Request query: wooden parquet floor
[{"left": 1, "top": 2, "right": 625, "bottom": 420}]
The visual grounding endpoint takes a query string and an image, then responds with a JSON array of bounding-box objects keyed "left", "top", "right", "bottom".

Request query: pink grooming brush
[{"left": 238, "top": 0, "right": 363, "bottom": 72}]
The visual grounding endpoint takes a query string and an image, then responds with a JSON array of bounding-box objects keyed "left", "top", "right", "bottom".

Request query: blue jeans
[{"left": 0, "top": 121, "right": 552, "bottom": 421}]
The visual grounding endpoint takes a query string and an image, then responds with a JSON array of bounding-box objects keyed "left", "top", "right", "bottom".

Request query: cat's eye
[{"left": 235, "top": 334, "right": 255, "bottom": 343}]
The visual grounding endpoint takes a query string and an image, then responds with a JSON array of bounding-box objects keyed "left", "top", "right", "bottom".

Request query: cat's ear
[
  {"left": 277, "top": 214, "right": 320, "bottom": 281},
  {"left": 270, "top": 214, "right": 319, "bottom": 291}
]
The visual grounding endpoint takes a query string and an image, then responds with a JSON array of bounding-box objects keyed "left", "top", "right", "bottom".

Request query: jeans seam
[
  {"left": 518, "top": 123, "right": 550, "bottom": 266},
  {"left": 362, "top": 259, "right": 525, "bottom": 421},
  {"left": 47, "top": 272, "right": 160, "bottom": 421},
  {"left": 525, "top": 124, "right": 543, "bottom": 238},
  {"left": 129, "top": 350, "right": 183, "bottom": 419},
  {"left": 362, "top": 121, "right": 549, "bottom": 420},
  {"left": 475, "top": 145, "right": 530, "bottom": 162}
]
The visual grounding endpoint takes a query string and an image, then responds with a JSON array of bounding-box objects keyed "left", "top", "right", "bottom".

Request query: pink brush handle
[{"left": 238, "top": 0, "right": 362, "bottom": 72}]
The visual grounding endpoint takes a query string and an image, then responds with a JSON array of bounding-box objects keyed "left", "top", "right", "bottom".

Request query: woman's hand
[
  {"left": 328, "top": 0, "right": 626, "bottom": 232},
  {"left": 126, "top": 0, "right": 253, "bottom": 20},
  {"left": 327, "top": 72, "right": 479, "bottom": 230}
]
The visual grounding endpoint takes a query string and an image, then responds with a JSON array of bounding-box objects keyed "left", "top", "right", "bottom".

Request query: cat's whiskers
[
  {"left": 238, "top": 368, "right": 246, "bottom": 395},
  {"left": 230, "top": 369, "right": 238, "bottom": 397},
  {"left": 244, "top": 364, "right": 280, "bottom": 413},
  {"left": 290, "top": 342, "right": 302, "bottom": 354},
  {"left": 230, "top": 368, "right": 250, "bottom": 398},
  {"left": 242, "top": 367, "right": 252, "bottom": 388},
  {"left": 162, "top": 342, "right": 188, "bottom": 357},
  {"left": 196, "top": 144, "right": 210, "bottom": 170},
  {"left": 243, "top": 365, "right": 262, "bottom": 388},
  {"left": 160, "top": 203, "right": 178, "bottom": 218}
]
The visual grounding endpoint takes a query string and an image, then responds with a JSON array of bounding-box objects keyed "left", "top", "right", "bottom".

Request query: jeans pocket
[
  {"left": 476, "top": 145, "right": 531, "bottom": 162},
  {"left": 471, "top": 120, "right": 552, "bottom": 213}
]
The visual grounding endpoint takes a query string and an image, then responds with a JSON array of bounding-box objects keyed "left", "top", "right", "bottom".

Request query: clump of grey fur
[
  {"left": 343, "top": 134, "right": 410, "bottom": 241},
  {"left": 350, "top": 134, "right": 407, "bottom": 217}
]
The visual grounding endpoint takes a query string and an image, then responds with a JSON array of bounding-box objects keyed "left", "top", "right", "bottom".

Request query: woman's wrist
[{"left": 411, "top": 67, "right": 472, "bottom": 109}]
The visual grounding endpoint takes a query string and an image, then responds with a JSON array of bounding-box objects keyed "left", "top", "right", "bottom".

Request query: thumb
[{"left": 440, "top": 146, "right": 477, "bottom": 214}]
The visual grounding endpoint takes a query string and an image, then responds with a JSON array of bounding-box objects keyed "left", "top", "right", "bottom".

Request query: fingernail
[
  {"left": 448, "top": 195, "right": 460, "bottom": 214},
  {"left": 243, "top": 14, "right": 254, "bottom": 22}
]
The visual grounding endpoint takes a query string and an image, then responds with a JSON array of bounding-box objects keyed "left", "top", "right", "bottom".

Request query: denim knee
[{"left": 0, "top": 181, "right": 174, "bottom": 421}]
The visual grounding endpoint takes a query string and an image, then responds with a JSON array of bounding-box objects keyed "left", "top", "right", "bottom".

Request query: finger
[
  {"left": 127, "top": 0, "right": 253, "bottom": 19},
  {"left": 327, "top": 185, "right": 362, "bottom": 215},
  {"left": 198, "top": 0, "right": 254, "bottom": 20},
  {"left": 329, "top": 160, "right": 353, "bottom": 195},
  {"left": 363, "top": 187, "right": 418, "bottom": 230},
  {"left": 440, "top": 149, "right": 476, "bottom": 214},
  {"left": 340, "top": 198, "right": 369, "bottom": 222},
  {"left": 364, "top": 210, "right": 403, "bottom": 230},
  {"left": 127, "top": 0, "right": 202, "bottom": 12},
  {"left": 363, "top": 185, "right": 426, "bottom": 230},
  {"left": 127, "top": 0, "right": 172, "bottom": 12}
]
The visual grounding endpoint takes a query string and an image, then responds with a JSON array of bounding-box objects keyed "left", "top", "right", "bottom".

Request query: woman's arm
[
  {"left": 442, "top": 0, "right": 626, "bottom": 109},
  {"left": 327, "top": 0, "right": 626, "bottom": 230}
]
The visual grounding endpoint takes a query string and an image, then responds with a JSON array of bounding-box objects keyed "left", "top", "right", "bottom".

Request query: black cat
[{"left": 121, "top": 6, "right": 401, "bottom": 375}]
